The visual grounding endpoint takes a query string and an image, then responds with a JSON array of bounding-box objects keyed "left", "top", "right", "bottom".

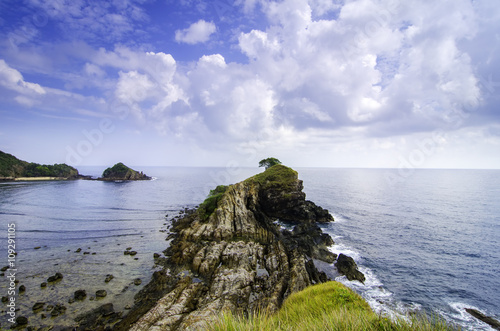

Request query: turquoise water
[{"left": 1, "top": 167, "right": 499, "bottom": 329}]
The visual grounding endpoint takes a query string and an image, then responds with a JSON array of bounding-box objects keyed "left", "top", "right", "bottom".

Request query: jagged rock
[
  {"left": 105, "top": 274, "right": 114, "bottom": 283},
  {"left": 113, "top": 165, "right": 335, "bottom": 331},
  {"left": 466, "top": 308, "right": 500, "bottom": 330},
  {"left": 335, "top": 254, "right": 365, "bottom": 283}
]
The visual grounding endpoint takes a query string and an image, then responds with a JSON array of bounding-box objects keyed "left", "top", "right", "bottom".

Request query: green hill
[{"left": 0, "top": 150, "right": 79, "bottom": 179}]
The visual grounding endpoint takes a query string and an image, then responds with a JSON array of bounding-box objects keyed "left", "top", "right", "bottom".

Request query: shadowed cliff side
[{"left": 112, "top": 165, "right": 337, "bottom": 331}]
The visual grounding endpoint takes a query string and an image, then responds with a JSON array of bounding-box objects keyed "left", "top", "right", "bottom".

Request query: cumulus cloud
[
  {"left": 175, "top": 20, "right": 217, "bottom": 44},
  {"left": 0, "top": 59, "right": 45, "bottom": 103},
  {"left": 3, "top": 0, "right": 499, "bottom": 167}
]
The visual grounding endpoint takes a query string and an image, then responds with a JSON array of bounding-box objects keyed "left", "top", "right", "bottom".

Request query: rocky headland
[
  {"left": 0, "top": 150, "right": 80, "bottom": 180},
  {"left": 96, "top": 165, "right": 364, "bottom": 331}
]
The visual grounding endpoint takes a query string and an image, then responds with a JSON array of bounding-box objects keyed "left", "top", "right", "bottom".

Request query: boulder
[
  {"left": 47, "top": 272, "right": 63, "bottom": 283},
  {"left": 74, "top": 289, "right": 87, "bottom": 301},
  {"left": 335, "top": 254, "right": 365, "bottom": 283},
  {"left": 96, "top": 290, "right": 107, "bottom": 298}
]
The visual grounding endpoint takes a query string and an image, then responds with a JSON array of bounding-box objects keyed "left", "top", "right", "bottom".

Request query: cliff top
[{"left": 244, "top": 164, "right": 298, "bottom": 190}]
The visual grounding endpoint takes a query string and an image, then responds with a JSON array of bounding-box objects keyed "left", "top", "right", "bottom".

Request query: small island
[{"left": 99, "top": 162, "right": 151, "bottom": 181}]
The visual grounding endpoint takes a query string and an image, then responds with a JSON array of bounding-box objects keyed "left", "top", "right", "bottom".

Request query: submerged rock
[
  {"left": 47, "top": 272, "right": 63, "bottom": 283},
  {"left": 466, "top": 308, "right": 500, "bottom": 330},
  {"left": 75, "top": 303, "right": 121, "bottom": 330},
  {"left": 32, "top": 302, "right": 45, "bottom": 311},
  {"left": 74, "top": 289, "right": 87, "bottom": 301},
  {"left": 114, "top": 165, "right": 336, "bottom": 331},
  {"left": 335, "top": 254, "right": 365, "bottom": 283},
  {"left": 50, "top": 304, "right": 66, "bottom": 317},
  {"left": 96, "top": 290, "right": 107, "bottom": 298}
]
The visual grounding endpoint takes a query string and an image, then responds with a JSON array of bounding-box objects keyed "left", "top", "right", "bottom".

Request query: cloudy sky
[{"left": 0, "top": 0, "right": 499, "bottom": 169}]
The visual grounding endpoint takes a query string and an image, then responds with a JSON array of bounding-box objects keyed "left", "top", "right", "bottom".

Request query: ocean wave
[
  {"left": 439, "top": 302, "right": 497, "bottom": 331},
  {"left": 327, "top": 242, "right": 421, "bottom": 322}
]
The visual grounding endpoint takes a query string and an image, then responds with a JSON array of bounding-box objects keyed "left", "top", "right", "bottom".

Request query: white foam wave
[
  {"left": 330, "top": 212, "right": 348, "bottom": 223},
  {"left": 328, "top": 243, "right": 362, "bottom": 262},
  {"left": 437, "top": 302, "right": 497, "bottom": 331},
  {"left": 327, "top": 242, "right": 421, "bottom": 322}
]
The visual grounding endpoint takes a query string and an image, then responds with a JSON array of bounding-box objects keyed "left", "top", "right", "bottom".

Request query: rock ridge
[{"left": 113, "top": 165, "right": 337, "bottom": 330}]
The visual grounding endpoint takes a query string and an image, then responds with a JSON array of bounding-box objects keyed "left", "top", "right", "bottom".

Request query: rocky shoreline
[
  {"left": 76, "top": 165, "right": 363, "bottom": 330},
  {"left": 4, "top": 165, "right": 367, "bottom": 330}
]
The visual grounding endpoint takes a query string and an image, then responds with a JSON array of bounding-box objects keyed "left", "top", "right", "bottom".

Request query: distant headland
[{"left": 0, "top": 151, "right": 150, "bottom": 181}]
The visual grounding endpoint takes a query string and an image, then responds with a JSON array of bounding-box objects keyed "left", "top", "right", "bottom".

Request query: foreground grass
[{"left": 209, "top": 282, "right": 458, "bottom": 331}]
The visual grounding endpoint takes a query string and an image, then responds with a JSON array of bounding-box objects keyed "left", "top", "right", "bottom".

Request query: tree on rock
[{"left": 259, "top": 157, "right": 282, "bottom": 170}]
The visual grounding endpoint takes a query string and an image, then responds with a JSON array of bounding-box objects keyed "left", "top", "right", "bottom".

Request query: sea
[{"left": 0, "top": 167, "right": 499, "bottom": 330}]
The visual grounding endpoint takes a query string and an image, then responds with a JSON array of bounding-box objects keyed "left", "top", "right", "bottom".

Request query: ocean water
[{"left": 0, "top": 167, "right": 499, "bottom": 330}]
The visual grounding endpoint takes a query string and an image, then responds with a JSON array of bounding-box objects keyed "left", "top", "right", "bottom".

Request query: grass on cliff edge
[
  {"left": 244, "top": 164, "right": 298, "bottom": 190},
  {"left": 209, "top": 281, "right": 458, "bottom": 331}
]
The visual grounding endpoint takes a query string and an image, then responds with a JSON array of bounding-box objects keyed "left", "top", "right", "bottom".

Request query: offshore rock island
[
  {"left": 99, "top": 162, "right": 151, "bottom": 181},
  {"left": 106, "top": 165, "right": 361, "bottom": 331}
]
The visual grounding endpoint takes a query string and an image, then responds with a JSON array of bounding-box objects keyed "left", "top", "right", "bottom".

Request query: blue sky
[{"left": 0, "top": 0, "right": 499, "bottom": 169}]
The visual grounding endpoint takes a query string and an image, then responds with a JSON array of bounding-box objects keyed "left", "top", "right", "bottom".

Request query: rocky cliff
[{"left": 111, "top": 165, "right": 339, "bottom": 330}]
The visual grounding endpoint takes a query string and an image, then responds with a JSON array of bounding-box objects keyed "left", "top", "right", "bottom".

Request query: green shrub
[{"left": 198, "top": 185, "right": 229, "bottom": 220}]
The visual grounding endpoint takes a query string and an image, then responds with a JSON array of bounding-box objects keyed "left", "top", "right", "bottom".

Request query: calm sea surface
[{"left": 0, "top": 167, "right": 499, "bottom": 330}]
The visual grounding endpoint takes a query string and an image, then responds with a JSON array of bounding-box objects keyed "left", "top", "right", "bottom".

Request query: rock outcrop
[
  {"left": 465, "top": 308, "right": 500, "bottom": 330},
  {"left": 335, "top": 254, "right": 365, "bottom": 283},
  {"left": 99, "top": 162, "right": 151, "bottom": 181},
  {"left": 113, "top": 165, "right": 336, "bottom": 330}
]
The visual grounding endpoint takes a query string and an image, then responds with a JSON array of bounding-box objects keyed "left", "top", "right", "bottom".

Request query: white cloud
[
  {"left": 0, "top": 59, "right": 46, "bottom": 103},
  {"left": 175, "top": 20, "right": 217, "bottom": 44}
]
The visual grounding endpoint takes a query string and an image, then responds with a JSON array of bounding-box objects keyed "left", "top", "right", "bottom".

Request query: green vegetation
[
  {"left": 198, "top": 185, "right": 229, "bottom": 220},
  {"left": 245, "top": 164, "right": 298, "bottom": 190},
  {"left": 259, "top": 157, "right": 282, "bottom": 170},
  {"left": 209, "top": 281, "right": 457, "bottom": 331},
  {"left": 102, "top": 162, "right": 131, "bottom": 178},
  {"left": 0, "top": 150, "right": 78, "bottom": 178}
]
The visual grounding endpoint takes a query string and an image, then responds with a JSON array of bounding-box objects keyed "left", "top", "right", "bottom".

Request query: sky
[{"left": 0, "top": 0, "right": 499, "bottom": 169}]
